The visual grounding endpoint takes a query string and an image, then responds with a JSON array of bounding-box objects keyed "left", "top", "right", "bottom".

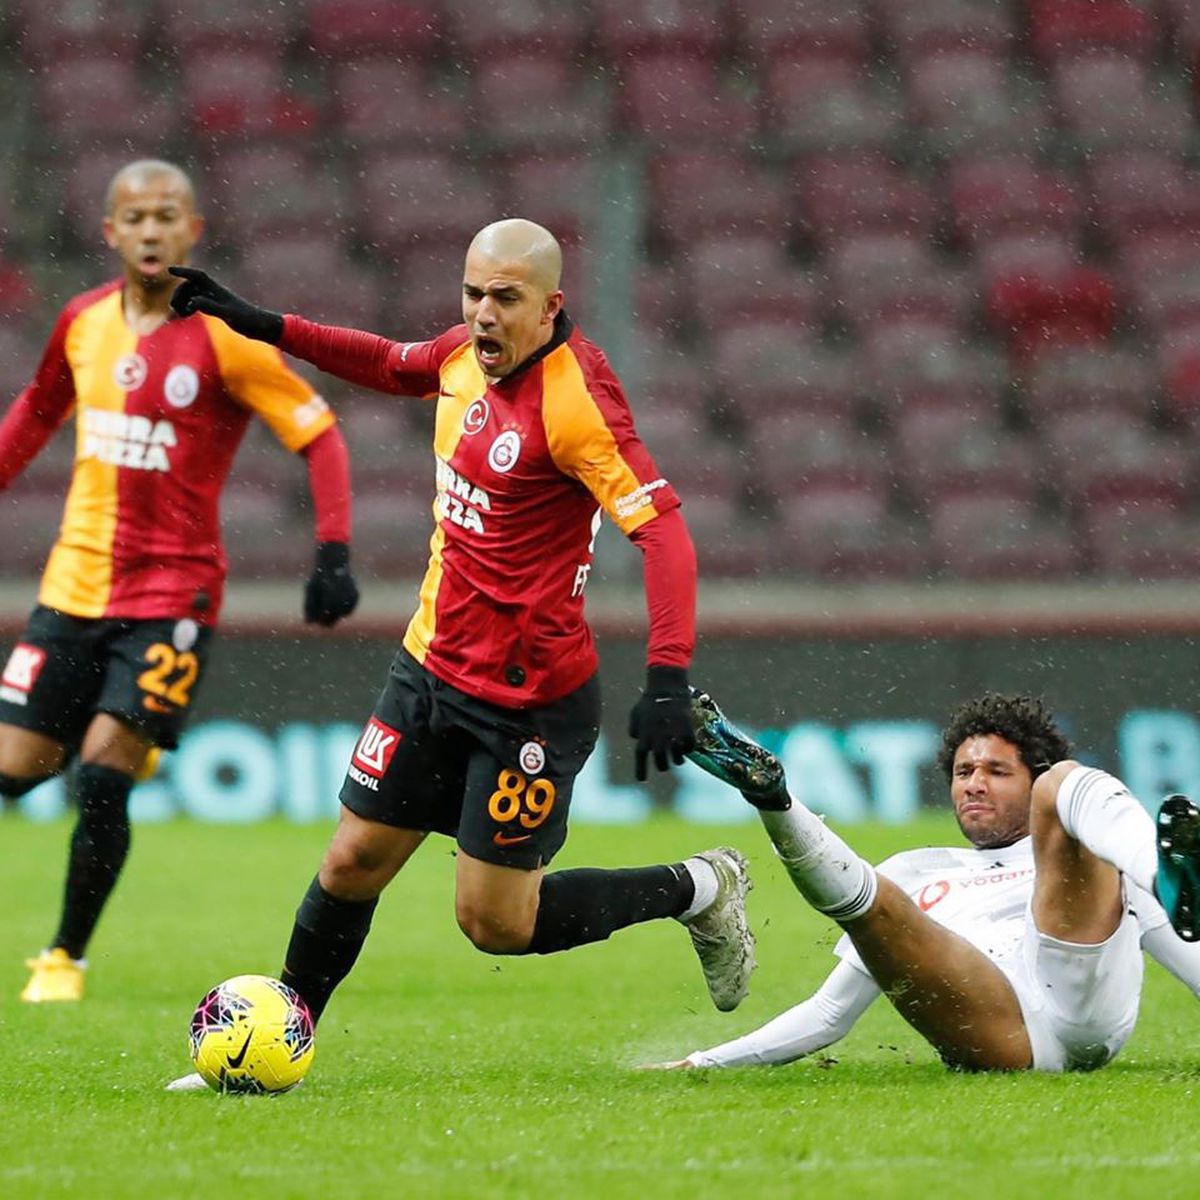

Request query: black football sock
[
  {"left": 280, "top": 877, "right": 378, "bottom": 1022},
  {"left": 526, "top": 863, "right": 695, "bottom": 955},
  {"left": 52, "top": 764, "right": 134, "bottom": 959}
]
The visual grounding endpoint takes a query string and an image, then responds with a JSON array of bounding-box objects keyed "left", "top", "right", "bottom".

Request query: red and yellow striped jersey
[
  {"left": 284, "top": 312, "right": 680, "bottom": 707},
  {"left": 24, "top": 280, "right": 334, "bottom": 622}
]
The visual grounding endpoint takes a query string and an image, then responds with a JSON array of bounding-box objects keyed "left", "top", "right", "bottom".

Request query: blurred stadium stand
[{"left": 3, "top": 0, "right": 1200, "bottom": 597}]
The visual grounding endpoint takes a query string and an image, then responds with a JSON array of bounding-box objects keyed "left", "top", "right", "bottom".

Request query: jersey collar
[{"left": 498, "top": 311, "right": 575, "bottom": 385}]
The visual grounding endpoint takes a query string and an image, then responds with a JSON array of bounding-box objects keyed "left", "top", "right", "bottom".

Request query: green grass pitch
[{"left": 2, "top": 813, "right": 1197, "bottom": 1199}]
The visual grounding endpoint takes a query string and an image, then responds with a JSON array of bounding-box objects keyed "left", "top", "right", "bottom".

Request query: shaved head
[
  {"left": 467, "top": 219, "right": 562, "bottom": 293},
  {"left": 106, "top": 159, "right": 196, "bottom": 216}
]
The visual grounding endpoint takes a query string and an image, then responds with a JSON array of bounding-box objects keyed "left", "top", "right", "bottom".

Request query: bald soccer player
[
  {"left": 164, "top": 220, "right": 752, "bottom": 1084},
  {"left": 0, "top": 159, "right": 359, "bottom": 1002}
]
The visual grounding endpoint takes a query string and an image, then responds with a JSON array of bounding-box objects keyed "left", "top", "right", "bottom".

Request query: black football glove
[
  {"left": 168, "top": 265, "right": 284, "bottom": 344},
  {"left": 304, "top": 541, "right": 359, "bottom": 627},
  {"left": 628, "top": 665, "right": 696, "bottom": 782}
]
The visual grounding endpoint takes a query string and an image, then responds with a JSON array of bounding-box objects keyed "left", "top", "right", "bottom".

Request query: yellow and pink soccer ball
[{"left": 189, "top": 974, "right": 315, "bottom": 1094}]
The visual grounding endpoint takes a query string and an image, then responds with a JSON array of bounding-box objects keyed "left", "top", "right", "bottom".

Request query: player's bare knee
[
  {"left": 319, "top": 837, "right": 392, "bottom": 898},
  {"left": 1030, "top": 760, "right": 1081, "bottom": 820},
  {"left": 455, "top": 899, "right": 534, "bottom": 955}
]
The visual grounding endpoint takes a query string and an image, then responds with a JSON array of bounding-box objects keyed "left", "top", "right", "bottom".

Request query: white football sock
[
  {"left": 1054, "top": 765, "right": 1158, "bottom": 893},
  {"left": 677, "top": 857, "right": 720, "bottom": 922},
  {"left": 760, "top": 799, "right": 877, "bottom": 922}
]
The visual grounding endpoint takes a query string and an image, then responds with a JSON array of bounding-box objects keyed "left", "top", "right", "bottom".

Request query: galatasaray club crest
[
  {"left": 519, "top": 740, "right": 546, "bottom": 774},
  {"left": 488, "top": 430, "right": 521, "bottom": 474},
  {"left": 164, "top": 364, "right": 200, "bottom": 408}
]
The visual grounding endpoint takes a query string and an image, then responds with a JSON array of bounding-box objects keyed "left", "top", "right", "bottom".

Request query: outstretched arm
[
  {"left": 169, "top": 266, "right": 450, "bottom": 396},
  {"left": 681, "top": 960, "right": 881, "bottom": 1068}
]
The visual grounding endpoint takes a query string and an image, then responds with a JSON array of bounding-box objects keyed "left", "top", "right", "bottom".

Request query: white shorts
[{"left": 1006, "top": 888, "right": 1144, "bottom": 1073}]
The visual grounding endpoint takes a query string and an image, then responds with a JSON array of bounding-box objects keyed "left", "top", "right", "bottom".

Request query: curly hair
[{"left": 936, "top": 693, "right": 1072, "bottom": 782}]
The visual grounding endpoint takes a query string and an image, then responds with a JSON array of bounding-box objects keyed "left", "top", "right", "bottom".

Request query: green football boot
[
  {"left": 686, "top": 688, "right": 789, "bottom": 810},
  {"left": 1156, "top": 793, "right": 1200, "bottom": 941}
]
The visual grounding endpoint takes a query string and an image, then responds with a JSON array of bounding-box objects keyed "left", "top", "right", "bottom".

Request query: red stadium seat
[
  {"left": 446, "top": 0, "right": 590, "bottom": 60},
  {"left": 876, "top": 0, "right": 1016, "bottom": 61},
  {"left": 827, "top": 234, "right": 971, "bottom": 329},
  {"left": 0, "top": 325, "right": 48, "bottom": 404},
  {"left": 208, "top": 147, "right": 346, "bottom": 244},
  {"left": 684, "top": 235, "right": 818, "bottom": 335},
  {"left": 593, "top": 0, "right": 727, "bottom": 61},
  {"left": 714, "top": 327, "right": 856, "bottom": 420},
  {"left": 764, "top": 57, "right": 905, "bottom": 155},
  {"left": 776, "top": 483, "right": 925, "bottom": 579},
  {"left": 162, "top": 1, "right": 301, "bottom": 54},
  {"left": 336, "top": 401, "right": 433, "bottom": 494},
  {"left": 857, "top": 317, "right": 1006, "bottom": 409},
  {"left": 391, "top": 241, "right": 474, "bottom": 335},
  {"left": 650, "top": 435, "right": 745, "bottom": 504},
  {"left": 305, "top": 1, "right": 442, "bottom": 61},
  {"left": 239, "top": 238, "right": 381, "bottom": 331},
  {"left": 331, "top": 60, "right": 470, "bottom": 148},
  {"left": 749, "top": 411, "right": 890, "bottom": 499},
  {"left": 182, "top": 50, "right": 318, "bottom": 139},
  {"left": 473, "top": 52, "right": 614, "bottom": 150},
  {"left": 1054, "top": 55, "right": 1191, "bottom": 153},
  {"left": 1119, "top": 234, "right": 1200, "bottom": 334},
  {"left": 1084, "top": 497, "right": 1200, "bottom": 578},
  {"left": 58, "top": 147, "right": 144, "bottom": 244},
  {"left": 980, "top": 234, "right": 1116, "bottom": 361},
  {"left": 1043, "top": 409, "right": 1191, "bottom": 510},
  {"left": 927, "top": 493, "right": 1080, "bottom": 577},
  {"left": 356, "top": 153, "right": 497, "bottom": 256},
  {"left": 797, "top": 155, "right": 937, "bottom": 247},
  {"left": 221, "top": 483, "right": 309, "bottom": 575},
  {"left": 892, "top": 404, "right": 1042, "bottom": 503},
  {"left": 1027, "top": 0, "right": 1158, "bottom": 65},
  {"left": 1023, "top": 345, "right": 1158, "bottom": 422},
  {"left": 907, "top": 50, "right": 1052, "bottom": 156},
  {"left": 18, "top": 0, "right": 148, "bottom": 61},
  {"left": 733, "top": 0, "right": 871, "bottom": 66},
  {"left": 647, "top": 152, "right": 790, "bottom": 248},
  {"left": 677, "top": 494, "right": 776, "bottom": 577},
  {"left": 946, "top": 155, "right": 1082, "bottom": 249},
  {"left": 618, "top": 55, "right": 758, "bottom": 146},
  {"left": 502, "top": 154, "right": 597, "bottom": 245},
  {"left": 1158, "top": 320, "right": 1200, "bottom": 423},
  {"left": 39, "top": 58, "right": 176, "bottom": 143},
  {"left": 1088, "top": 152, "right": 1200, "bottom": 246}
]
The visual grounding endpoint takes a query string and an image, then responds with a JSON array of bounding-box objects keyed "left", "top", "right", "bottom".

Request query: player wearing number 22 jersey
[{"left": 0, "top": 160, "right": 359, "bottom": 1005}]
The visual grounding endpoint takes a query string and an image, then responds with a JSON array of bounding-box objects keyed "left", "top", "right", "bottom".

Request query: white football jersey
[{"left": 834, "top": 836, "right": 1168, "bottom": 980}]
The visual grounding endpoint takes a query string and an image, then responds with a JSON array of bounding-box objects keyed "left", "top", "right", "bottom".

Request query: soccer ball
[{"left": 189, "top": 974, "right": 315, "bottom": 1094}]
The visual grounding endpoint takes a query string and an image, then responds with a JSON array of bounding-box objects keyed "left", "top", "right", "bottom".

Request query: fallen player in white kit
[{"left": 655, "top": 691, "right": 1200, "bottom": 1073}]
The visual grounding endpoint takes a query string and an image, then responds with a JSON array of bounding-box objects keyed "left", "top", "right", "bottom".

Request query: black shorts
[
  {"left": 0, "top": 605, "right": 213, "bottom": 751},
  {"left": 340, "top": 649, "right": 601, "bottom": 870}
]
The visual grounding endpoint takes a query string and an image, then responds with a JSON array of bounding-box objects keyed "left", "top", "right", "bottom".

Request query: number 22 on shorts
[
  {"left": 137, "top": 642, "right": 199, "bottom": 712},
  {"left": 488, "top": 769, "right": 557, "bottom": 831}
]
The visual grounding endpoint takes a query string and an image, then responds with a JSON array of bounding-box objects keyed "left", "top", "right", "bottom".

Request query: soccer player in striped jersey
[
  {"left": 652, "top": 691, "right": 1200, "bottom": 1073},
  {"left": 0, "top": 160, "right": 360, "bottom": 1002},
  {"left": 164, "top": 219, "right": 753, "bottom": 1081}
]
